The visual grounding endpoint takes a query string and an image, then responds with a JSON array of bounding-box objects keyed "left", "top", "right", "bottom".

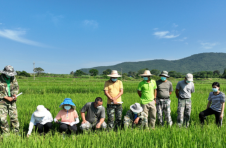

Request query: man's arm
[
  {"left": 96, "top": 118, "right": 105, "bottom": 128},
  {"left": 137, "top": 90, "right": 142, "bottom": 98},
  {"left": 104, "top": 90, "right": 113, "bottom": 100},
  {"left": 81, "top": 112, "right": 87, "bottom": 124},
  {"left": 112, "top": 89, "right": 123, "bottom": 101},
  {"left": 175, "top": 89, "right": 179, "bottom": 98},
  {"left": 154, "top": 89, "right": 157, "bottom": 98}
]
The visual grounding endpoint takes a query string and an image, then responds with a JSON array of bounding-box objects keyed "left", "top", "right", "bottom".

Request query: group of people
[{"left": 0, "top": 65, "right": 225, "bottom": 137}]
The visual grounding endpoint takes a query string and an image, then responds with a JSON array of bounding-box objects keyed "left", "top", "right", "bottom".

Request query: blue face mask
[
  {"left": 111, "top": 78, "right": 117, "bottom": 82},
  {"left": 161, "top": 77, "right": 166, "bottom": 81},
  {"left": 143, "top": 77, "right": 148, "bottom": 81},
  {"left": 64, "top": 106, "right": 71, "bottom": 111},
  {"left": 186, "top": 80, "right": 190, "bottom": 83},
  {"left": 212, "top": 88, "right": 218, "bottom": 92}
]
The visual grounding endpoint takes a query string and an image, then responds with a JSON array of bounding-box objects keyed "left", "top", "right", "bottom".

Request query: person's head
[
  {"left": 59, "top": 98, "right": 76, "bottom": 111},
  {"left": 212, "top": 82, "right": 220, "bottom": 92},
  {"left": 139, "top": 70, "right": 153, "bottom": 81},
  {"left": 107, "top": 70, "right": 121, "bottom": 82},
  {"left": 185, "top": 73, "right": 193, "bottom": 84},
  {"left": 33, "top": 105, "right": 47, "bottom": 121},
  {"left": 0, "top": 65, "right": 17, "bottom": 79},
  {"left": 94, "top": 97, "right": 103, "bottom": 108},
  {"left": 130, "top": 103, "right": 143, "bottom": 114},
  {"left": 159, "top": 71, "right": 170, "bottom": 81}
]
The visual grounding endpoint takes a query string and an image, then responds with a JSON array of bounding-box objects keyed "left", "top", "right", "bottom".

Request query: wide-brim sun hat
[
  {"left": 0, "top": 65, "right": 17, "bottom": 77},
  {"left": 59, "top": 98, "right": 76, "bottom": 109},
  {"left": 33, "top": 105, "right": 48, "bottom": 117},
  {"left": 139, "top": 70, "right": 153, "bottom": 76},
  {"left": 159, "top": 71, "right": 170, "bottom": 78},
  {"left": 186, "top": 73, "right": 193, "bottom": 81},
  {"left": 130, "top": 103, "right": 143, "bottom": 113},
  {"left": 107, "top": 70, "right": 121, "bottom": 77}
]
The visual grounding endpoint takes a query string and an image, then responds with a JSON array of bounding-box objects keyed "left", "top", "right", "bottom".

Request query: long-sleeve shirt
[
  {"left": 27, "top": 111, "right": 53, "bottom": 135},
  {"left": 0, "top": 75, "right": 19, "bottom": 98}
]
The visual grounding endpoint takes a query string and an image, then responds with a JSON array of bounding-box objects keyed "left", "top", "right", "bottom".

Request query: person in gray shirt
[
  {"left": 80, "top": 97, "right": 107, "bottom": 131},
  {"left": 199, "top": 82, "right": 225, "bottom": 126},
  {"left": 175, "top": 73, "right": 195, "bottom": 127},
  {"left": 156, "top": 71, "right": 173, "bottom": 126}
]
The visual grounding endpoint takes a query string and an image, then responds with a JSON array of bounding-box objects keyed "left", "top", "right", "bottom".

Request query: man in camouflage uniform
[
  {"left": 123, "top": 103, "right": 149, "bottom": 130},
  {"left": 80, "top": 97, "right": 107, "bottom": 132},
  {"left": 156, "top": 71, "right": 173, "bottom": 126},
  {"left": 175, "top": 73, "right": 195, "bottom": 127},
  {"left": 104, "top": 70, "right": 123, "bottom": 130},
  {"left": 0, "top": 65, "right": 20, "bottom": 135}
]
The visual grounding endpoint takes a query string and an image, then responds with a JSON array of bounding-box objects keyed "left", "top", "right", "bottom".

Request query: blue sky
[{"left": 0, "top": 0, "right": 226, "bottom": 74}]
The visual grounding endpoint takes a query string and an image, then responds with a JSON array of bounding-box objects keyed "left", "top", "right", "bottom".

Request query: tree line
[{"left": 72, "top": 68, "right": 226, "bottom": 79}]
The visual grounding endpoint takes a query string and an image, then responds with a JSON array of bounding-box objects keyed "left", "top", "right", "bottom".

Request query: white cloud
[
  {"left": 83, "top": 20, "right": 98, "bottom": 28},
  {"left": 200, "top": 42, "right": 218, "bottom": 49},
  {"left": 0, "top": 29, "right": 45, "bottom": 47},
  {"left": 0, "top": 23, "right": 2, "bottom": 25},
  {"left": 153, "top": 28, "right": 158, "bottom": 30},
  {"left": 153, "top": 31, "right": 179, "bottom": 39}
]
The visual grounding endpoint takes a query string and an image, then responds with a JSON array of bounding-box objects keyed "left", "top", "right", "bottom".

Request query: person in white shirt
[{"left": 27, "top": 105, "right": 53, "bottom": 137}]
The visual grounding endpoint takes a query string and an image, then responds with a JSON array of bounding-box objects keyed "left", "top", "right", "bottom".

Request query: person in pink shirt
[{"left": 54, "top": 98, "right": 79, "bottom": 134}]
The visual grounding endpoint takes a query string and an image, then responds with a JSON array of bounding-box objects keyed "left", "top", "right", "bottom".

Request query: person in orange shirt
[
  {"left": 54, "top": 98, "right": 79, "bottom": 135},
  {"left": 104, "top": 70, "right": 123, "bottom": 130}
]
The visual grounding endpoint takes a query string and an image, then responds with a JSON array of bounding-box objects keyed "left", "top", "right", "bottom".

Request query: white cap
[{"left": 186, "top": 73, "right": 193, "bottom": 81}]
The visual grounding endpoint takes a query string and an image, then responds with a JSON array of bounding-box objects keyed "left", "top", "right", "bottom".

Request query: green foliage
[
  {"left": 16, "top": 71, "right": 31, "bottom": 77},
  {"left": 102, "top": 69, "right": 111, "bottom": 75},
  {"left": 169, "top": 71, "right": 184, "bottom": 78},
  {"left": 33, "top": 67, "right": 44, "bottom": 76},
  {"left": 151, "top": 69, "right": 160, "bottom": 75},
  {"left": 89, "top": 69, "right": 98, "bottom": 76},
  {"left": 74, "top": 70, "right": 87, "bottom": 76}
]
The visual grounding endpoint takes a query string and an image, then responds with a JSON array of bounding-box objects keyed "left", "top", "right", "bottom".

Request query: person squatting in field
[
  {"left": 123, "top": 103, "right": 149, "bottom": 129},
  {"left": 156, "top": 71, "right": 173, "bottom": 127},
  {"left": 137, "top": 70, "right": 157, "bottom": 129},
  {"left": 175, "top": 73, "right": 195, "bottom": 127},
  {"left": 199, "top": 82, "right": 225, "bottom": 126},
  {"left": 54, "top": 98, "right": 79, "bottom": 135},
  {"left": 0, "top": 65, "right": 20, "bottom": 136},
  {"left": 104, "top": 70, "right": 123, "bottom": 130},
  {"left": 27, "top": 105, "right": 53, "bottom": 137},
  {"left": 80, "top": 97, "right": 107, "bottom": 131}
]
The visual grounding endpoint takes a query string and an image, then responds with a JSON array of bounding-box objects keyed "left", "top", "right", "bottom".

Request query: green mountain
[{"left": 80, "top": 53, "right": 226, "bottom": 74}]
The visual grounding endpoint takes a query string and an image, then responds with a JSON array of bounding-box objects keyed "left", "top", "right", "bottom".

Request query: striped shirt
[{"left": 208, "top": 92, "right": 225, "bottom": 112}]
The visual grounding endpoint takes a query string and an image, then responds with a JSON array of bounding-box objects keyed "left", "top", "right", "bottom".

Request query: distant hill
[{"left": 79, "top": 53, "right": 226, "bottom": 74}]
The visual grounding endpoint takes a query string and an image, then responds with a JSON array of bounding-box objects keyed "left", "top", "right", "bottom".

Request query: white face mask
[
  {"left": 97, "top": 105, "right": 103, "bottom": 109},
  {"left": 64, "top": 106, "right": 71, "bottom": 110}
]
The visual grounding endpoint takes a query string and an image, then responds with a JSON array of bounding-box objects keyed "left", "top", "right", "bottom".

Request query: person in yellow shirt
[{"left": 104, "top": 70, "right": 123, "bottom": 130}]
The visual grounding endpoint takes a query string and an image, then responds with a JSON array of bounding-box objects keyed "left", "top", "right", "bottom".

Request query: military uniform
[
  {"left": 80, "top": 120, "right": 107, "bottom": 131},
  {"left": 0, "top": 74, "right": 20, "bottom": 134},
  {"left": 123, "top": 110, "right": 148, "bottom": 129}
]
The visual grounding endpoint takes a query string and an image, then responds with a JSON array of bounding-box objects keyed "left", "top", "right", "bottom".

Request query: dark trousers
[
  {"left": 59, "top": 123, "right": 77, "bottom": 134},
  {"left": 199, "top": 108, "right": 222, "bottom": 126},
  {"left": 35, "top": 122, "right": 52, "bottom": 134}
]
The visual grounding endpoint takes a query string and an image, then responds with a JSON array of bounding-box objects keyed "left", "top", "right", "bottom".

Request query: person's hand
[
  {"left": 82, "top": 120, "right": 87, "bottom": 124},
  {"left": 13, "top": 94, "right": 17, "bottom": 100},
  {"left": 96, "top": 123, "right": 101, "bottom": 129},
  {"left": 113, "top": 100, "right": 118, "bottom": 104},
  {"left": 5, "top": 97, "right": 14, "bottom": 102},
  {"left": 134, "top": 117, "right": 140, "bottom": 124},
  {"left": 220, "top": 113, "right": 223, "bottom": 120},
  {"left": 27, "top": 134, "right": 30, "bottom": 138},
  {"left": 154, "top": 99, "right": 156, "bottom": 104}
]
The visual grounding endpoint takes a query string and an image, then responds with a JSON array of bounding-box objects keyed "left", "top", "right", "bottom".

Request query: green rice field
[{"left": 1, "top": 77, "right": 226, "bottom": 148}]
